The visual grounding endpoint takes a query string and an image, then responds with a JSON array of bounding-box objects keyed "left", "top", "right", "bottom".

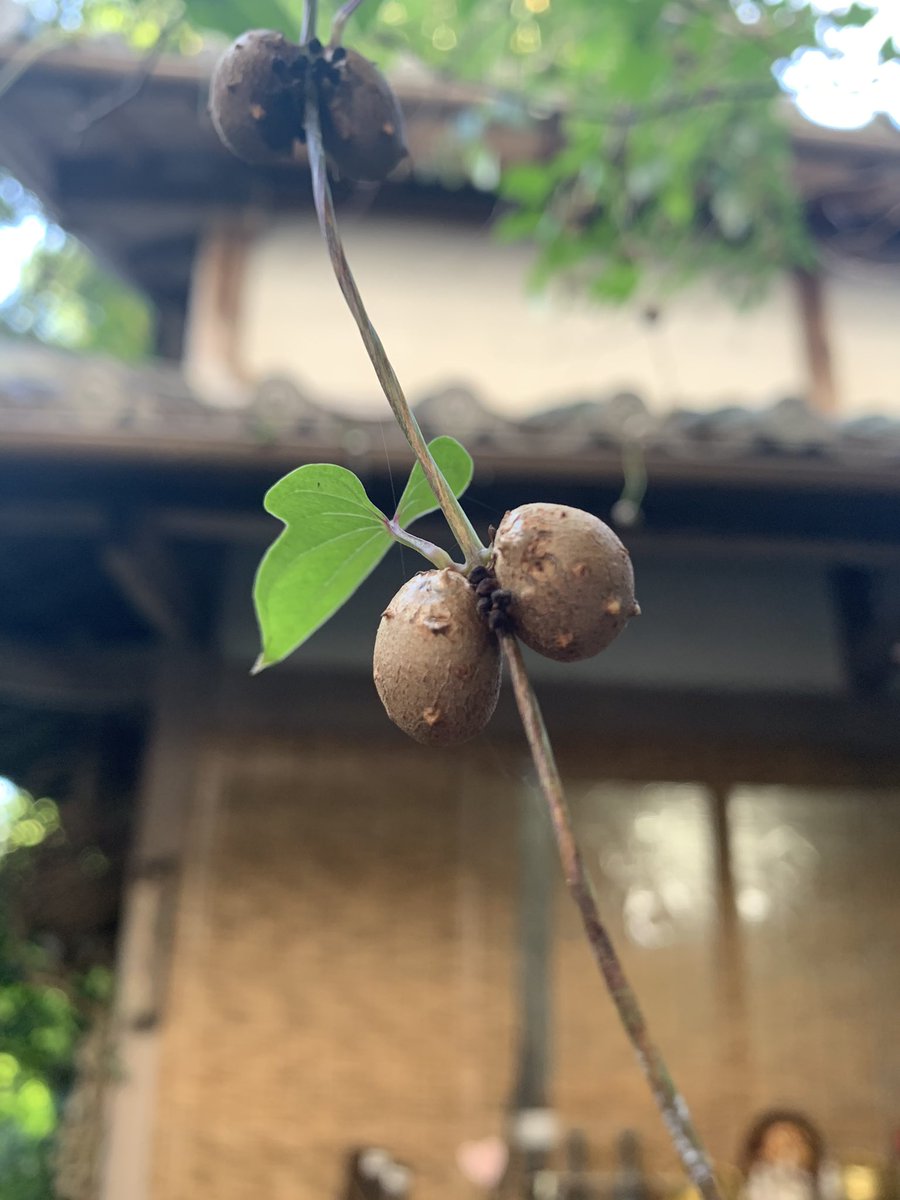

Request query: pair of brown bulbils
[
  {"left": 210, "top": 40, "right": 638, "bottom": 746},
  {"left": 374, "top": 503, "right": 640, "bottom": 746},
  {"left": 209, "top": 29, "right": 408, "bottom": 182}
]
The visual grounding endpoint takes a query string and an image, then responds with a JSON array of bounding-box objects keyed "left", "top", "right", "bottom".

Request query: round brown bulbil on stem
[
  {"left": 318, "top": 47, "right": 408, "bottom": 181},
  {"left": 209, "top": 29, "right": 307, "bottom": 163},
  {"left": 373, "top": 569, "right": 500, "bottom": 746},
  {"left": 493, "top": 502, "right": 639, "bottom": 662}
]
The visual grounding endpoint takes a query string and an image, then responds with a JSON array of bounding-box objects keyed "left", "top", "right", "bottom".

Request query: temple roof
[
  {"left": 2, "top": 341, "right": 899, "bottom": 492},
  {"left": 1, "top": 38, "right": 899, "bottom": 315}
]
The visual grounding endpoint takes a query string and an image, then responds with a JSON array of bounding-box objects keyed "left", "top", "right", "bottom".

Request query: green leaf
[
  {"left": 253, "top": 438, "right": 474, "bottom": 670},
  {"left": 590, "top": 258, "right": 640, "bottom": 302},
  {"left": 500, "top": 162, "right": 558, "bottom": 207},
  {"left": 253, "top": 464, "right": 391, "bottom": 671},
  {"left": 495, "top": 210, "right": 543, "bottom": 243},
  {"left": 393, "top": 436, "right": 473, "bottom": 529}
]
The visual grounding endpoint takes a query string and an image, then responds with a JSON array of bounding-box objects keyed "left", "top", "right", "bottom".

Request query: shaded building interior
[{"left": 0, "top": 40, "right": 899, "bottom": 1200}]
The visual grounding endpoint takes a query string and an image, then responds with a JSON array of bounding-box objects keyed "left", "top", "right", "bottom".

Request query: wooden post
[
  {"left": 708, "top": 786, "right": 752, "bottom": 1139},
  {"left": 505, "top": 777, "right": 558, "bottom": 1197},
  {"left": 512, "top": 778, "right": 554, "bottom": 1115},
  {"left": 99, "top": 648, "right": 209, "bottom": 1200},
  {"left": 793, "top": 268, "right": 839, "bottom": 415},
  {"left": 183, "top": 218, "right": 253, "bottom": 399}
]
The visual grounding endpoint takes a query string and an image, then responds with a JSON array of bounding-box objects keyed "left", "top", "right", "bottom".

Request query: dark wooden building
[{"left": 1, "top": 39, "right": 899, "bottom": 1200}]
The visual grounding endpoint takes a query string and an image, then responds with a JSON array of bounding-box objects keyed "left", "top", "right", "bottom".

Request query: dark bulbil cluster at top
[{"left": 209, "top": 29, "right": 408, "bottom": 182}]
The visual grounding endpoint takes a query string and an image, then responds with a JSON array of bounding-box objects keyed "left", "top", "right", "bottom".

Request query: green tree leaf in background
[
  {"left": 0, "top": 783, "right": 93, "bottom": 1200},
  {"left": 253, "top": 437, "right": 473, "bottom": 670},
  {"left": 182, "top": 0, "right": 297, "bottom": 38},
  {"left": 2, "top": 236, "right": 152, "bottom": 361},
  {"left": 14, "top": 0, "right": 898, "bottom": 323}
]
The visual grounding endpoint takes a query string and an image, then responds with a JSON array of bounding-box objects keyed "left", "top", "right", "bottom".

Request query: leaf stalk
[{"left": 385, "top": 520, "right": 457, "bottom": 571}]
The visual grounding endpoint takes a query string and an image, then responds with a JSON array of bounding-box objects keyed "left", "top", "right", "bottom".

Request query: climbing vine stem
[
  {"left": 302, "top": 87, "right": 484, "bottom": 567},
  {"left": 502, "top": 635, "right": 721, "bottom": 1200},
  {"left": 300, "top": 3, "right": 722, "bottom": 1196}
]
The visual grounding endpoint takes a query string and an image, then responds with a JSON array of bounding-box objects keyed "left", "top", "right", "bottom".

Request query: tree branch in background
[
  {"left": 70, "top": 10, "right": 184, "bottom": 135},
  {"left": 0, "top": 30, "right": 69, "bottom": 104}
]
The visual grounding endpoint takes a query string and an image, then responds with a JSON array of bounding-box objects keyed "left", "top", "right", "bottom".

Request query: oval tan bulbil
[
  {"left": 209, "top": 29, "right": 306, "bottom": 164},
  {"left": 373, "top": 569, "right": 500, "bottom": 746},
  {"left": 493, "top": 502, "right": 638, "bottom": 662},
  {"left": 319, "top": 47, "right": 408, "bottom": 182}
]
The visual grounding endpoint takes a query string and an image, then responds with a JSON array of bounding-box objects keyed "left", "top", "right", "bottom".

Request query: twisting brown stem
[
  {"left": 298, "top": 1, "right": 719, "bottom": 1190},
  {"left": 501, "top": 635, "right": 722, "bottom": 1200},
  {"left": 303, "top": 91, "right": 484, "bottom": 565}
]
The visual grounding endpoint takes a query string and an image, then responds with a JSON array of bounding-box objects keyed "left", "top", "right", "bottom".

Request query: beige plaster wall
[
  {"left": 185, "top": 215, "right": 800, "bottom": 416},
  {"left": 185, "top": 213, "right": 895, "bottom": 420}
]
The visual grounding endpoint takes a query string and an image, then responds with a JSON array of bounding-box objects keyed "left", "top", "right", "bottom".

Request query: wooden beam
[
  {"left": 100, "top": 525, "right": 190, "bottom": 641},
  {"left": 0, "top": 501, "right": 108, "bottom": 539},
  {"left": 0, "top": 637, "right": 151, "bottom": 711},
  {"left": 213, "top": 664, "right": 900, "bottom": 764},
  {"left": 155, "top": 507, "right": 900, "bottom": 568},
  {"left": 4, "top": 500, "right": 899, "bottom": 566}
]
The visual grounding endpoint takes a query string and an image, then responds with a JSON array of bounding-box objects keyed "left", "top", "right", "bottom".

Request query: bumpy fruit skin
[
  {"left": 373, "top": 569, "right": 500, "bottom": 746},
  {"left": 493, "top": 503, "right": 638, "bottom": 663},
  {"left": 209, "top": 30, "right": 306, "bottom": 164},
  {"left": 319, "top": 48, "right": 408, "bottom": 182}
]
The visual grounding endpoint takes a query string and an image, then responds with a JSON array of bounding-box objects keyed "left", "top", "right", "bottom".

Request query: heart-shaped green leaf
[
  {"left": 253, "top": 464, "right": 390, "bottom": 672},
  {"left": 253, "top": 438, "right": 474, "bottom": 671},
  {"left": 394, "top": 436, "right": 474, "bottom": 529}
]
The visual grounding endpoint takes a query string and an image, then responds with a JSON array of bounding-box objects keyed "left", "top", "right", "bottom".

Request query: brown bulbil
[
  {"left": 493, "top": 502, "right": 638, "bottom": 662},
  {"left": 319, "top": 48, "right": 408, "bottom": 182},
  {"left": 373, "top": 570, "right": 500, "bottom": 746},
  {"left": 209, "top": 30, "right": 306, "bottom": 164}
]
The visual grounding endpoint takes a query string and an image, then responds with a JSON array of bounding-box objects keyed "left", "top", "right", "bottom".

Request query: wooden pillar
[
  {"left": 511, "top": 778, "right": 554, "bottom": 1115},
  {"left": 504, "top": 778, "right": 558, "bottom": 1195},
  {"left": 99, "top": 649, "right": 209, "bottom": 1200},
  {"left": 183, "top": 217, "right": 253, "bottom": 400},
  {"left": 793, "top": 268, "right": 838, "bottom": 415},
  {"left": 708, "top": 786, "right": 753, "bottom": 1138}
]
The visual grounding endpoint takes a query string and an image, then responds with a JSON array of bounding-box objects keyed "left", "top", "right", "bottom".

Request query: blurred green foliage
[
  {"left": 1, "top": 0, "right": 895, "bottom": 336},
  {"left": 0, "top": 780, "right": 111, "bottom": 1200},
  {"left": 0, "top": 173, "right": 152, "bottom": 360},
  {"left": 173, "top": 0, "right": 889, "bottom": 300},
  {"left": 1, "top": 225, "right": 153, "bottom": 360}
]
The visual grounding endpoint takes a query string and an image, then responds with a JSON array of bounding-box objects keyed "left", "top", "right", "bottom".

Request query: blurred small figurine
[
  {"left": 612, "top": 1130, "right": 656, "bottom": 1200},
  {"left": 738, "top": 1110, "right": 843, "bottom": 1200},
  {"left": 341, "top": 1147, "right": 413, "bottom": 1200}
]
